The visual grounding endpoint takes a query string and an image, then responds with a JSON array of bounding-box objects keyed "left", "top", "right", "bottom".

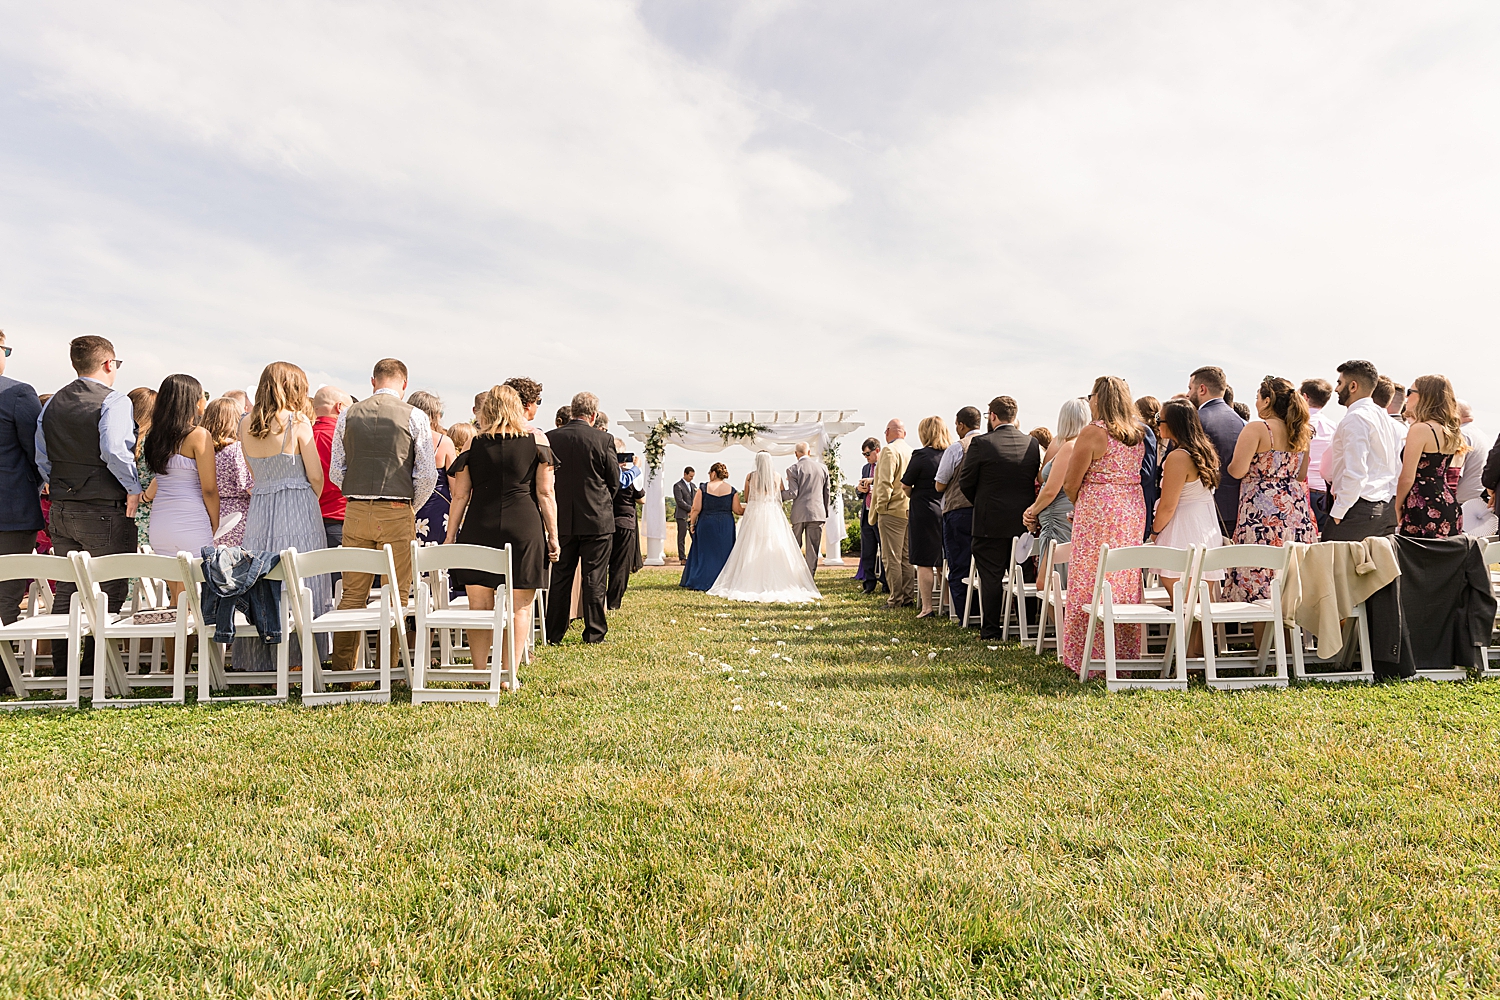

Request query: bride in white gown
[{"left": 709, "top": 451, "right": 822, "bottom": 603}]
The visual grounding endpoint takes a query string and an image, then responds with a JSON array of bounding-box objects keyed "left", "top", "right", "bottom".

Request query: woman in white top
[{"left": 1151, "top": 400, "right": 1224, "bottom": 656}]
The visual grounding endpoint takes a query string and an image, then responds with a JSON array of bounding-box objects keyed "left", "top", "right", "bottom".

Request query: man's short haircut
[
  {"left": 956, "top": 406, "right": 981, "bottom": 430},
  {"left": 554, "top": 405, "right": 572, "bottom": 427},
  {"left": 595, "top": 411, "right": 609, "bottom": 430},
  {"left": 0, "top": 329, "right": 6, "bottom": 344},
  {"left": 861, "top": 436, "right": 880, "bottom": 453},
  {"left": 683, "top": 466, "right": 695, "bottom": 476},
  {"left": 1299, "top": 378, "right": 1333, "bottom": 408},
  {"left": 570, "top": 391, "right": 599, "bottom": 419},
  {"left": 1336, "top": 359, "right": 1379, "bottom": 390},
  {"left": 1188, "top": 365, "right": 1228, "bottom": 396},
  {"left": 371, "top": 358, "right": 408, "bottom": 382},
  {"left": 1371, "top": 376, "right": 1394, "bottom": 409},
  {"left": 69, "top": 335, "right": 115, "bottom": 374},
  {"left": 989, "top": 396, "right": 1018, "bottom": 423}
]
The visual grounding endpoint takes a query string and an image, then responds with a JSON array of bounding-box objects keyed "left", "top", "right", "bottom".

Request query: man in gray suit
[
  {"left": 672, "top": 467, "right": 696, "bottom": 563},
  {"left": 782, "top": 442, "right": 831, "bottom": 576}
]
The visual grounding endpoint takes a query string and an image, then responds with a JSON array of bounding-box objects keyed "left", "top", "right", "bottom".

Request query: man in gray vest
[
  {"left": 34, "top": 336, "right": 142, "bottom": 669},
  {"left": 328, "top": 357, "right": 436, "bottom": 670},
  {"left": 672, "top": 467, "right": 695, "bottom": 563},
  {"left": 782, "top": 442, "right": 831, "bottom": 577}
]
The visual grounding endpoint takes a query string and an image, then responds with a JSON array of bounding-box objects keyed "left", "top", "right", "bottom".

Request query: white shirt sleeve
[{"left": 1328, "top": 413, "right": 1370, "bottom": 520}]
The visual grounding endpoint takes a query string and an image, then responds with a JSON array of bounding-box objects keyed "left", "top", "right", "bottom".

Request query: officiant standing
[
  {"left": 673, "top": 467, "right": 696, "bottom": 563},
  {"left": 782, "top": 442, "right": 831, "bottom": 577},
  {"left": 546, "top": 392, "right": 617, "bottom": 644}
]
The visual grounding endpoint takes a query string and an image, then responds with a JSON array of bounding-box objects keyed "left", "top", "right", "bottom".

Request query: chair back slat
[
  {"left": 1052, "top": 542, "right": 1070, "bottom": 566},
  {"left": 288, "top": 545, "right": 395, "bottom": 580},
  {"left": 413, "top": 543, "right": 512, "bottom": 579},
  {"left": 1199, "top": 543, "right": 1290, "bottom": 574},
  {"left": 74, "top": 552, "right": 190, "bottom": 585},
  {"left": 0, "top": 553, "right": 79, "bottom": 585},
  {"left": 1101, "top": 544, "right": 1193, "bottom": 576}
]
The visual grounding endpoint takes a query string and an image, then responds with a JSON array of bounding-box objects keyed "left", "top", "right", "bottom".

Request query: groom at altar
[{"left": 782, "top": 442, "right": 831, "bottom": 576}]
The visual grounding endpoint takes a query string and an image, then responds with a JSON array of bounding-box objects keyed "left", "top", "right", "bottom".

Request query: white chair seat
[
  {"left": 0, "top": 613, "right": 74, "bottom": 639},
  {"left": 1093, "top": 603, "right": 1182, "bottom": 626}
]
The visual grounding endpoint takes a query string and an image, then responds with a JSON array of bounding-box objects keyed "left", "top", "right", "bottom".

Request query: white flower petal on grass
[
  {"left": 988, "top": 645, "right": 999, "bottom": 651},
  {"left": 928, "top": 651, "right": 937, "bottom": 660},
  {"left": 758, "top": 671, "right": 767, "bottom": 678},
  {"left": 890, "top": 638, "right": 900, "bottom": 644},
  {"left": 732, "top": 705, "right": 743, "bottom": 712},
  {"left": 748, "top": 648, "right": 760, "bottom": 655},
  {"left": 776, "top": 641, "right": 785, "bottom": 646},
  {"left": 721, "top": 665, "right": 733, "bottom": 673}
]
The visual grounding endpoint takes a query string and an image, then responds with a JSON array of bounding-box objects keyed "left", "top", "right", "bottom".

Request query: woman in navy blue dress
[{"left": 680, "top": 462, "right": 743, "bottom": 591}]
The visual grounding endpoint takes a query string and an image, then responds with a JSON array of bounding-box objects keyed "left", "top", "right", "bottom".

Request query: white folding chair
[
  {"left": 1193, "top": 545, "right": 1291, "bottom": 690},
  {"left": 961, "top": 556, "right": 982, "bottom": 628},
  {"left": 288, "top": 544, "right": 402, "bottom": 706},
  {"left": 71, "top": 551, "right": 198, "bottom": 707},
  {"left": 1080, "top": 544, "right": 1195, "bottom": 692},
  {"left": 410, "top": 541, "right": 515, "bottom": 705},
  {"left": 1484, "top": 539, "right": 1500, "bottom": 680},
  {"left": 1000, "top": 534, "right": 1039, "bottom": 641},
  {"left": 180, "top": 553, "right": 300, "bottom": 704},
  {"left": 1034, "top": 541, "right": 1070, "bottom": 655},
  {"left": 0, "top": 554, "right": 89, "bottom": 709}
]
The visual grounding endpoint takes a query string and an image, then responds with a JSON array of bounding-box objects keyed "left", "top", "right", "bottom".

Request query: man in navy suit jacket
[
  {"left": 1188, "top": 365, "right": 1246, "bottom": 536},
  {"left": 0, "top": 330, "right": 45, "bottom": 635}
]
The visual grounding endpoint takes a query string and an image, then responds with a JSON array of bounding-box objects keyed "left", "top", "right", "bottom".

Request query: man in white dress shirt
[{"left": 1323, "top": 360, "right": 1403, "bottom": 542}]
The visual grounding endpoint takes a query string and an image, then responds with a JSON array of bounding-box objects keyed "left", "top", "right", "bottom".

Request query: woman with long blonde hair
[
  {"left": 445, "top": 384, "right": 558, "bottom": 677},
  {"left": 1396, "top": 374, "right": 1468, "bottom": 537}
]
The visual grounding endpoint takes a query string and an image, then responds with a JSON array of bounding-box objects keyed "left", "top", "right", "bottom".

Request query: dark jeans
[
  {"left": 942, "top": 508, "right": 973, "bottom": 615},
  {"left": 607, "top": 525, "right": 636, "bottom": 610},
  {"left": 1322, "top": 498, "right": 1398, "bottom": 542},
  {"left": 0, "top": 529, "right": 37, "bottom": 628},
  {"left": 323, "top": 518, "right": 343, "bottom": 585},
  {"left": 857, "top": 507, "right": 886, "bottom": 593},
  {"left": 48, "top": 500, "right": 136, "bottom": 674},
  {"left": 1308, "top": 489, "right": 1331, "bottom": 535},
  {"left": 546, "top": 533, "right": 610, "bottom": 644}
]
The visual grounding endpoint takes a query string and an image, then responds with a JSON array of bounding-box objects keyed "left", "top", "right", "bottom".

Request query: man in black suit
[
  {"left": 959, "top": 395, "right": 1042, "bottom": 640},
  {"left": 545, "top": 392, "right": 618, "bottom": 644},
  {"left": 0, "top": 330, "right": 45, "bottom": 651},
  {"left": 607, "top": 452, "right": 646, "bottom": 611},
  {"left": 1187, "top": 365, "right": 1247, "bottom": 536}
]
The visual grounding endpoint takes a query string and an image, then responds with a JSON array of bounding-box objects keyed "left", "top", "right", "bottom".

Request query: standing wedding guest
[
  {"left": 446, "top": 385, "right": 558, "bottom": 672},
  {"left": 0, "top": 329, "right": 44, "bottom": 630},
  {"left": 902, "top": 417, "right": 950, "bottom": 618},
  {"left": 595, "top": 412, "right": 609, "bottom": 435},
  {"left": 545, "top": 391, "right": 617, "bottom": 644},
  {"left": 1187, "top": 365, "right": 1246, "bottom": 536},
  {"left": 144, "top": 374, "right": 219, "bottom": 558},
  {"left": 222, "top": 389, "right": 251, "bottom": 416},
  {"left": 960, "top": 397, "right": 1042, "bottom": 639},
  {"left": 503, "top": 377, "right": 544, "bottom": 428},
  {"left": 673, "top": 467, "right": 696, "bottom": 563},
  {"left": 1371, "top": 378, "right": 1408, "bottom": 442},
  {"left": 128, "top": 387, "right": 156, "bottom": 548},
  {"left": 1395, "top": 375, "right": 1468, "bottom": 538},
  {"left": 447, "top": 421, "right": 475, "bottom": 456},
  {"left": 783, "top": 442, "right": 831, "bottom": 577},
  {"left": 202, "top": 397, "right": 251, "bottom": 547},
  {"left": 854, "top": 438, "right": 886, "bottom": 594},
  {"left": 310, "top": 385, "right": 351, "bottom": 550},
  {"left": 407, "top": 391, "right": 457, "bottom": 546},
  {"left": 935, "top": 407, "right": 982, "bottom": 617},
  {"left": 1136, "top": 397, "right": 1162, "bottom": 540},
  {"left": 1061, "top": 377, "right": 1147, "bottom": 676},
  {"left": 1454, "top": 400, "right": 1490, "bottom": 533},
  {"left": 1149, "top": 399, "right": 1223, "bottom": 655},
  {"left": 329, "top": 358, "right": 435, "bottom": 669},
  {"left": 1385, "top": 381, "right": 1407, "bottom": 418},
  {"left": 871, "top": 418, "right": 914, "bottom": 608},
  {"left": 1023, "top": 398, "right": 1090, "bottom": 583},
  {"left": 680, "top": 463, "right": 741, "bottom": 592},
  {"left": 607, "top": 451, "right": 646, "bottom": 610},
  {"left": 1300, "top": 378, "right": 1338, "bottom": 532},
  {"left": 1324, "top": 360, "right": 1404, "bottom": 541},
  {"left": 1029, "top": 427, "right": 1053, "bottom": 451},
  {"left": 554, "top": 406, "right": 571, "bottom": 429}
]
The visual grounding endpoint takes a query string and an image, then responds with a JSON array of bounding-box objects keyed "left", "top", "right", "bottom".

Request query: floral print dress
[
  {"left": 214, "top": 442, "right": 254, "bottom": 547},
  {"left": 1221, "top": 450, "right": 1318, "bottom": 602},
  {"left": 1399, "top": 451, "right": 1461, "bottom": 538}
]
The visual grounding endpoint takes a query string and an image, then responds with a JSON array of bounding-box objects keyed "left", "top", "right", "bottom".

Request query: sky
[{"left": 2, "top": 1, "right": 1497, "bottom": 483}]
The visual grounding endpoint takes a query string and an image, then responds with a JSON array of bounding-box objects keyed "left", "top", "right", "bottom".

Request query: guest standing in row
[
  {"left": 202, "top": 397, "right": 252, "bottom": 547},
  {"left": 1023, "top": 397, "right": 1090, "bottom": 581},
  {"left": 960, "top": 396, "right": 1042, "bottom": 641},
  {"left": 144, "top": 374, "right": 219, "bottom": 558},
  {"left": 1396, "top": 374, "right": 1467, "bottom": 538},
  {"left": 409, "top": 391, "right": 458, "bottom": 546},
  {"left": 902, "top": 416, "right": 949, "bottom": 618},
  {"left": 128, "top": 386, "right": 156, "bottom": 548},
  {"left": 1136, "top": 396, "right": 1162, "bottom": 539},
  {"left": 1300, "top": 378, "right": 1339, "bottom": 532},
  {"left": 934, "top": 407, "right": 982, "bottom": 616},
  {"left": 1323, "top": 360, "right": 1403, "bottom": 541},
  {"left": 0, "top": 328, "right": 44, "bottom": 631},
  {"left": 608, "top": 450, "right": 646, "bottom": 611},
  {"left": 854, "top": 439, "right": 886, "bottom": 594},
  {"left": 1150, "top": 400, "right": 1224, "bottom": 653},
  {"left": 1187, "top": 365, "right": 1246, "bottom": 536},
  {"left": 545, "top": 392, "right": 617, "bottom": 644},
  {"left": 311, "top": 385, "right": 350, "bottom": 551},
  {"left": 871, "top": 419, "right": 914, "bottom": 608}
]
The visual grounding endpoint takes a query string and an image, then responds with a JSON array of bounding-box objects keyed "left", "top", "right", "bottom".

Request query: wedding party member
[
  {"left": 1395, "top": 375, "right": 1467, "bottom": 538},
  {"left": 673, "top": 467, "right": 696, "bottom": 563},
  {"left": 1061, "top": 376, "right": 1147, "bottom": 676},
  {"left": 935, "top": 407, "right": 982, "bottom": 617},
  {"left": 1023, "top": 398, "right": 1090, "bottom": 584},
  {"left": 311, "top": 385, "right": 351, "bottom": 549},
  {"left": 128, "top": 386, "right": 156, "bottom": 547},
  {"left": 203, "top": 397, "right": 252, "bottom": 547},
  {"left": 1300, "top": 378, "right": 1338, "bottom": 531},
  {"left": 903, "top": 417, "right": 950, "bottom": 618},
  {"left": 144, "top": 374, "right": 219, "bottom": 556},
  {"left": 783, "top": 442, "right": 831, "bottom": 577},
  {"left": 1150, "top": 400, "right": 1224, "bottom": 650},
  {"left": 446, "top": 385, "right": 558, "bottom": 671},
  {"left": 1324, "top": 360, "right": 1403, "bottom": 541},
  {"left": 408, "top": 391, "right": 458, "bottom": 545},
  {"left": 1187, "top": 365, "right": 1246, "bottom": 535},
  {"left": 545, "top": 391, "right": 616, "bottom": 644},
  {"left": 329, "top": 358, "right": 436, "bottom": 669},
  {"left": 959, "top": 396, "right": 1041, "bottom": 639},
  {"left": 708, "top": 452, "right": 820, "bottom": 603},
  {"left": 0, "top": 329, "right": 44, "bottom": 628},
  {"left": 607, "top": 452, "right": 646, "bottom": 611},
  {"left": 680, "top": 463, "right": 740, "bottom": 592},
  {"left": 871, "top": 418, "right": 914, "bottom": 608},
  {"left": 854, "top": 438, "right": 886, "bottom": 594}
]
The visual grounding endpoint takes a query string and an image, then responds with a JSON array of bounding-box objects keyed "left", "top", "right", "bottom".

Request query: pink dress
[
  {"left": 214, "top": 442, "right": 253, "bottom": 547},
  {"left": 1062, "top": 423, "right": 1147, "bottom": 676}
]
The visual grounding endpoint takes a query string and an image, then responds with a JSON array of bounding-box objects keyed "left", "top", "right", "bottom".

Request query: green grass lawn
[{"left": 4, "top": 569, "right": 1500, "bottom": 998}]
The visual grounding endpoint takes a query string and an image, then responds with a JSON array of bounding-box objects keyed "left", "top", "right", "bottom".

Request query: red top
[{"left": 312, "top": 415, "right": 347, "bottom": 521}]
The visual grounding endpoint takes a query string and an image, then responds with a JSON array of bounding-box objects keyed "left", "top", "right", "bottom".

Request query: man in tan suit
[{"left": 870, "top": 418, "right": 914, "bottom": 607}]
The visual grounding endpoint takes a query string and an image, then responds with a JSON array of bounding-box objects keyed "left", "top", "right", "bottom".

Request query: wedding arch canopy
[{"left": 620, "top": 409, "right": 863, "bottom": 567}]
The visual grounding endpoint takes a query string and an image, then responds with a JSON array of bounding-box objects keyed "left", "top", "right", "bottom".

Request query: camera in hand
[{"left": 617, "top": 452, "right": 635, "bottom": 464}]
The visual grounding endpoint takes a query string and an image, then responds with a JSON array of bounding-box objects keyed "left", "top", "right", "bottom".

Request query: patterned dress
[
  {"left": 1221, "top": 450, "right": 1318, "bottom": 602},
  {"left": 1399, "top": 451, "right": 1461, "bottom": 538},
  {"left": 134, "top": 454, "right": 154, "bottom": 548},
  {"left": 1062, "top": 424, "right": 1146, "bottom": 676}
]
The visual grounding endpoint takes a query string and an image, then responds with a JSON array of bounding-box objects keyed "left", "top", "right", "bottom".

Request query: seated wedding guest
[
  {"left": 673, "top": 467, "right": 696, "bottom": 564},
  {"left": 901, "top": 416, "right": 950, "bottom": 618},
  {"left": 128, "top": 386, "right": 156, "bottom": 548},
  {"left": 935, "top": 407, "right": 982, "bottom": 616},
  {"left": 854, "top": 438, "right": 886, "bottom": 594},
  {"left": 680, "top": 462, "right": 741, "bottom": 592},
  {"left": 872, "top": 418, "right": 914, "bottom": 608},
  {"left": 446, "top": 385, "right": 558, "bottom": 673},
  {"left": 1325, "top": 360, "right": 1403, "bottom": 541},
  {"left": 144, "top": 374, "right": 219, "bottom": 560},
  {"left": 1187, "top": 365, "right": 1246, "bottom": 536},
  {"left": 554, "top": 405, "right": 571, "bottom": 429},
  {"left": 1061, "top": 376, "right": 1147, "bottom": 677},
  {"left": 545, "top": 392, "right": 617, "bottom": 643},
  {"left": 960, "top": 396, "right": 1042, "bottom": 640},
  {"left": 1395, "top": 375, "right": 1468, "bottom": 538},
  {"left": 1029, "top": 426, "right": 1053, "bottom": 451},
  {"left": 1136, "top": 395, "right": 1162, "bottom": 539},
  {"left": 1150, "top": 399, "right": 1223, "bottom": 654},
  {"left": 448, "top": 421, "right": 475, "bottom": 454},
  {"left": 1300, "top": 378, "right": 1338, "bottom": 531},
  {"left": 1221, "top": 376, "right": 1318, "bottom": 603},
  {"left": 202, "top": 397, "right": 251, "bottom": 547},
  {"left": 408, "top": 390, "right": 457, "bottom": 545},
  {"left": 222, "top": 389, "right": 251, "bottom": 416},
  {"left": 311, "top": 385, "right": 350, "bottom": 549},
  {"left": 1023, "top": 397, "right": 1090, "bottom": 583},
  {"left": 503, "top": 377, "right": 544, "bottom": 429},
  {"left": 0, "top": 328, "right": 44, "bottom": 631}
]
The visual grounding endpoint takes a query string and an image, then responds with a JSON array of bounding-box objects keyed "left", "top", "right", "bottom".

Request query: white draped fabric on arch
[{"left": 619, "top": 409, "right": 863, "bottom": 567}]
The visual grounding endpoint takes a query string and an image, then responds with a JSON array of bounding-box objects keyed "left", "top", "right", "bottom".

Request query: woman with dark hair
[
  {"left": 1151, "top": 400, "right": 1224, "bottom": 655},
  {"left": 144, "top": 374, "right": 219, "bottom": 557},
  {"left": 1221, "top": 376, "right": 1318, "bottom": 602},
  {"left": 128, "top": 386, "right": 157, "bottom": 548},
  {"left": 680, "top": 462, "right": 741, "bottom": 591},
  {"left": 1396, "top": 374, "right": 1467, "bottom": 537}
]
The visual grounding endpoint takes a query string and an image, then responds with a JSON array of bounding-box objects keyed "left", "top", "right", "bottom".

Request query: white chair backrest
[
  {"left": 1484, "top": 539, "right": 1500, "bottom": 567},
  {"left": 412, "top": 542, "right": 512, "bottom": 579},
  {"left": 288, "top": 545, "right": 397, "bottom": 582},
  {"left": 1101, "top": 544, "right": 1193, "bottom": 577},
  {"left": 0, "top": 553, "right": 79, "bottom": 587},
  {"left": 1052, "top": 542, "right": 1071, "bottom": 567},
  {"left": 73, "top": 551, "right": 190, "bottom": 587},
  {"left": 1199, "top": 543, "right": 1291, "bottom": 575}
]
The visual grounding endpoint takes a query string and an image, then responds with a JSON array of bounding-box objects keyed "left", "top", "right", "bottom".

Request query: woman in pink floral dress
[
  {"left": 1061, "top": 376, "right": 1147, "bottom": 677},
  {"left": 202, "top": 397, "right": 253, "bottom": 547}
]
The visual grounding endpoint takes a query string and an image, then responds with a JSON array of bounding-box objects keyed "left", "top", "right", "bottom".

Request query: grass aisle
[{"left": 3, "top": 568, "right": 1500, "bottom": 998}]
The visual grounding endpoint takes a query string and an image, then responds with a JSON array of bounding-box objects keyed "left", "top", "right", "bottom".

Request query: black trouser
[
  {"left": 676, "top": 519, "right": 690, "bottom": 563},
  {"left": 858, "top": 506, "right": 886, "bottom": 593},
  {"left": 607, "top": 524, "right": 637, "bottom": 610},
  {"left": 48, "top": 500, "right": 136, "bottom": 674},
  {"left": 0, "top": 529, "right": 38, "bottom": 628},
  {"left": 1308, "top": 489, "right": 1331, "bottom": 535},
  {"left": 546, "top": 533, "right": 610, "bottom": 644},
  {"left": 971, "top": 533, "right": 1033, "bottom": 639},
  {"left": 1322, "top": 498, "right": 1397, "bottom": 542}
]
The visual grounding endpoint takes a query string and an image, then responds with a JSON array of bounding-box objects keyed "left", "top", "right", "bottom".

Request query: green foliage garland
[
  {"left": 823, "top": 440, "right": 845, "bottom": 490},
  {"left": 716, "top": 421, "right": 768, "bottom": 445},
  {"left": 644, "top": 417, "right": 682, "bottom": 475}
]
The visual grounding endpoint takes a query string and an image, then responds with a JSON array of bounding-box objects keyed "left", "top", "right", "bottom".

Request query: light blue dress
[{"left": 1036, "top": 458, "right": 1074, "bottom": 586}]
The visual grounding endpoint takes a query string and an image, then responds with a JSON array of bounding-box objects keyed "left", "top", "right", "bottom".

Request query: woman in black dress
[
  {"left": 446, "top": 384, "right": 559, "bottom": 672},
  {"left": 901, "top": 415, "right": 951, "bottom": 618}
]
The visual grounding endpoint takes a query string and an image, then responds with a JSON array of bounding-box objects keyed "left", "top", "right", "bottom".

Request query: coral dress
[
  {"left": 1062, "top": 424, "right": 1146, "bottom": 675},
  {"left": 1221, "top": 450, "right": 1318, "bottom": 602},
  {"left": 1399, "top": 451, "right": 1461, "bottom": 538}
]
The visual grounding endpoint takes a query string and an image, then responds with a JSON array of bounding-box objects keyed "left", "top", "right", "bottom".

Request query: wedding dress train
[{"left": 709, "top": 452, "right": 821, "bottom": 604}]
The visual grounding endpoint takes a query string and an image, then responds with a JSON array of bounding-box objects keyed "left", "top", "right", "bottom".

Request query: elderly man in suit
[
  {"left": 672, "top": 467, "right": 696, "bottom": 563},
  {"left": 0, "top": 329, "right": 45, "bottom": 641},
  {"left": 871, "top": 419, "right": 914, "bottom": 608},
  {"left": 545, "top": 391, "right": 618, "bottom": 644},
  {"left": 782, "top": 442, "right": 831, "bottom": 577},
  {"left": 1187, "top": 365, "right": 1247, "bottom": 536},
  {"left": 959, "top": 396, "right": 1042, "bottom": 640}
]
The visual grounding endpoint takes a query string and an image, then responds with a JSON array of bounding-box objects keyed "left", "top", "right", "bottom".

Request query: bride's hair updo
[{"left": 709, "top": 462, "right": 729, "bottom": 481}]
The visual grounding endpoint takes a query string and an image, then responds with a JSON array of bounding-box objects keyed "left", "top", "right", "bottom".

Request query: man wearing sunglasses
[{"left": 0, "top": 330, "right": 46, "bottom": 655}]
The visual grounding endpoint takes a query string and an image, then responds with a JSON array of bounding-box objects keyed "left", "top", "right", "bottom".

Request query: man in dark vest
[
  {"left": 0, "top": 329, "right": 45, "bottom": 642},
  {"left": 546, "top": 391, "right": 617, "bottom": 644},
  {"left": 958, "top": 395, "right": 1042, "bottom": 641},
  {"left": 328, "top": 358, "right": 436, "bottom": 670},
  {"left": 34, "top": 335, "right": 142, "bottom": 669}
]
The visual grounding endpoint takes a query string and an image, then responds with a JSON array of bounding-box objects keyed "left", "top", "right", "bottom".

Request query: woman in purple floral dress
[
  {"left": 1396, "top": 374, "right": 1467, "bottom": 538},
  {"left": 202, "top": 398, "right": 253, "bottom": 546},
  {"left": 1222, "top": 377, "right": 1318, "bottom": 603}
]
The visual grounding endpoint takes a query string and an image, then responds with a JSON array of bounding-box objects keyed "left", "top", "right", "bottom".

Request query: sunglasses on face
[
  {"left": 1, "top": 347, "right": 10, "bottom": 358},
  {"left": 105, "top": 358, "right": 124, "bottom": 371}
]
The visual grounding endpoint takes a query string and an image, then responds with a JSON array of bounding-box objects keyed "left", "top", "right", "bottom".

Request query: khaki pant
[
  {"left": 331, "top": 500, "right": 415, "bottom": 671},
  {"left": 878, "top": 515, "right": 914, "bottom": 607}
]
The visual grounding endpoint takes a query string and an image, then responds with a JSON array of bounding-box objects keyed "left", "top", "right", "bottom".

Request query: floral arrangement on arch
[
  {"left": 644, "top": 417, "right": 683, "bottom": 475},
  {"left": 715, "top": 421, "right": 768, "bottom": 446}
]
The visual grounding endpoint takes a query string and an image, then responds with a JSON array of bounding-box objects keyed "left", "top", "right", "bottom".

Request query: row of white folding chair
[{"left": 0, "top": 554, "right": 89, "bottom": 708}]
